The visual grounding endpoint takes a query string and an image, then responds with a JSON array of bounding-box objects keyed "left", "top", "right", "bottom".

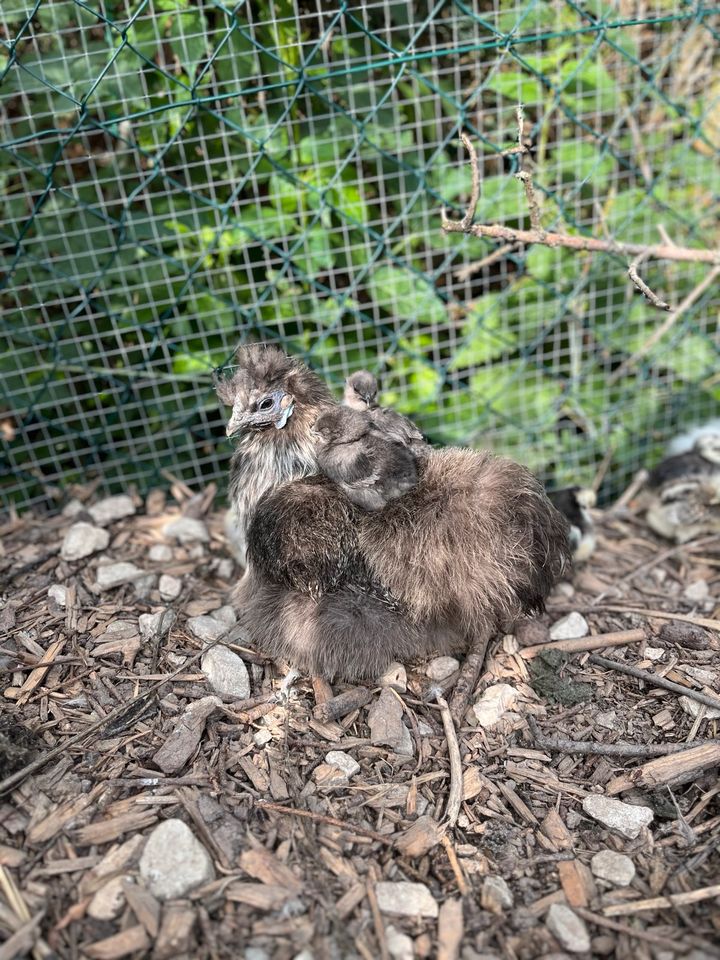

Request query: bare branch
[
  {"left": 588, "top": 654, "right": 720, "bottom": 712},
  {"left": 628, "top": 256, "right": 670, "bottom": 311},
  {"left": 436, "top": 696, "right": 463, "bottom": 827},
  {"left": 527, "top": 716, "right": 718, "bottom": 759},
  {"left": 454, "top": 243, "right": 516, "bottom": 282}
]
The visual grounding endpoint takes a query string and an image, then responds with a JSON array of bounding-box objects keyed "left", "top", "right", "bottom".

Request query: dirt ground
[{"left": 1, "top": 482, "right": 719, "bottom": 960}]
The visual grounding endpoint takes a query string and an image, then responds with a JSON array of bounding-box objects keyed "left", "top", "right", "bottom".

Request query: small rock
[
  {"left": 591, "top": 935, "right": 617, "bottom": 956},
  {"left": 134, "top": 573, "right": 157, "bottom": 599},
  {"left": 158, "top": 575, "right": 182, "bottom": 601},
  {"left": 99, "top": 619, "right": 138, "bottom": 641},
  {"left": 679, "top": 696, "right": 720, "bottom": 721},
  {"left": 215, "top": 558, "right": 234, "bottom": 580},
  {"left": 546, "top": 903, "right": 590, "bottom": 954},
  {"left": 96, "top": 561, "right": 145, "bottom": 590},
  {"left": 89, "top": 494, "right": 136, "bottom": 525},
  {"left": 515, "top": 619, "right": 549, "bottom": 646},
  {"left": 555, "top": 581, "right": 575, "bottom": 599},
  {"left": 253, "top": 729, "right": 272, "bottom": 747},
  {"left": 187, "top": 615, "right": 227, "bottom": 643},
  {"left": 325, "top": 750, "right": 360, "bottom": 778},
  {"left": 385, "top": 926, "right": 414, "bottom": 960},
  {"left": 644, "top": 646, "right": 665, "bottom": 661},
  {"left": 211, "top": 605, "right": 237, "bottom": 628},
  {"left": 590, "top": 850, "right": 636, "bottom": 886},
  {"left": 313, "top": 763, "right": 351, "bottom": 788},
  {"left": 368, "top": 687, "right": 405, "bottom": 749},
  {"left": 417, "top": 719, "right": 434, "bottom": 737},
  {"left": 139, "top": 609, "right": 176, "bottom": 642},
  {"left": 244, "top": 950, "right": 270, "bottom": 960},
  {"left": 47, "top": 585, "right": 68, "bottom": 607},
  {"left": 139, "top": 819, "right": 215, "bottom": 900},
  {"left": 60, "top": 522, "right": 109, "bottom": 561},
  {"left": 375, "top": 881, "right": 438, "bottom": 919},
  {"left": 201, "top": 645, "right": 250, "bottom": 699},
  {"left": 62, "top": 498, "right": 85, "bottom": 518},
  {"left": 595, "top": 710, "right": 617, "bottom": 730},
  {"left": 684, "top": 579, "right": 709, "bottom": 603},
  {"left": 658, "top": 621, "right": 709, "bottom": 650},
  {"left": 481, "top": 875, "right": 514, "bottom": 914},
  {"left": 426, "top": 656, "right": 459, "bottom": 682},
  {"left": 472, "top": 684, "right": 518, "bottom": 728},
  {"left": 582, "top": 795, "right": 654, "bottom": 840},
  {"left": 379, "top": 662, "right": 407, "bottom": 692},
  {"left": 162, "top": 517, "right": 209, "bottom": 544},
  {"left": 149, "top": 544, "right": 173, "bottom": 562},
  {"left": 87, "top": 875, "right": 126, "bottom": 920},
  {"left": 549, "top": 612, "right": 588, "bottom": 641}
]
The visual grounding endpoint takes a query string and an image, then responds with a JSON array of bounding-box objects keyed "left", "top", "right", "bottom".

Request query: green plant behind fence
[{"left": 2, "top": 1, "right": 719, "bottom": 511}]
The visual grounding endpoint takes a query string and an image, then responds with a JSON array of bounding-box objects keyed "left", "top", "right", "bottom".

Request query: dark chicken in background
[
  {"left": 313, "top": 406, "right": 418, "bottom": 512},
  {"left": 216, "top": 344, "right": 571, "bottom": 682},
  {"left": 547, "top": 486, "right": 597, "bottom": 562},
  {"left": 344, "top": 369, "right": 428, "bottom": 455}
]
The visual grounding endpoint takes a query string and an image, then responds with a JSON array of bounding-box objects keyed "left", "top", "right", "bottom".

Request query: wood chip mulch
[{"left": 1, "top": 485, "right": 720, "bottom": 960}]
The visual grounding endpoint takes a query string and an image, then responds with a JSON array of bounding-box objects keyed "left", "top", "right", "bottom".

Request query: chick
[
  {"left": 547, "top": 487, "right": 597, "bottom": 562},
  {"left": 344, "top": 370, "right": 427, "bottom": 454},
  {"left": 313, "top": 406, "right": 418, "bottom": 512},
  {"left": 643, "top": 433, "right": 720, "bottom": 542}
]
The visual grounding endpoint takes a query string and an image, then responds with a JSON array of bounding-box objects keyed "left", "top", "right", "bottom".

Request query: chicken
[
  {"left": 344, "top": 370, "right": 427, "bottom": 455},
  {"left": 217, "top": 344, "right": 571, "bottom": 682},
  {"left": 313, "top": 406, "right": 418, "bottom": 512},
  {"left": 642, "top": 433, "right": 720, "bottom": 543},
  {"left": 547, "top": 487, "right": 597, "bottom": 562}
]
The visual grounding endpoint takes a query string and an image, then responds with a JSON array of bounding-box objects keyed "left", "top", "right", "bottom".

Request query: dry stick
[
  {"left": 611, "top": 469, "right": 650, "bottom": 511},
  {"left": 574, "top": 907, "right": 686, "bottom": 951},
  {"left": 588, "top": 653, "right": 720, "bottom": 712},
  {"left": 604, "top": 882, "right": 720, "bottom": 917},
  {"left": 440, "top": 834, "right": 469, "bottom": 896},
  {"left": 547, "top": 602, "right": 720, "bottom": 633},
  {"left": 454, "top": 243, "right": 515, "bottom": 281},
  {"left": 313, "top": 686, "right": 374, "bottom": 722},
  {"left": 255, "top": 801, "right": 394, "bottom": 847},
  {"left": 366, "top": 881, "right": 390, "bottom": 960},
  {"left": 436, "top": 696, "right": 462, "bottom": 828},
  {"left": 526, "top": 715, "right": 718, "bottom": 759},
  {"left": 625, "top": 533, "right": 720, "bottom": 584},
  {"left": 520, "top": 628, "right": 646, "bottom": 659},
  {"left": 628, "top": 255, "right": 670, "bottom": 311},
  {"left": 449, "top": 632, "right": 492, "bottom": 727},
  {"left": 609, "top": 265, "right": 720, "bottom": 384}
]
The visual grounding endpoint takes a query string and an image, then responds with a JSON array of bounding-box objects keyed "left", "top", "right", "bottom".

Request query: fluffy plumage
[
  {"left": 643, "top": 434, "right": 720, "bottom": 543},
  {"left": 314, "top": 406, "right": 418, "bottom": 511},
  {"left": 220, "top": 346, "right": 571, "bottom": 681},
  {"left": 547, "top": 487, "right": 597, "bottom": 562},
  {"left": 344, "top": 370, "right": 427, "bottom": 454}
]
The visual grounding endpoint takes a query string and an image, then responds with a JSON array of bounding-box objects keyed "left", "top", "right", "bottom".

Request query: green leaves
[{"left": 368, "top": 266, "right": 446, "bottom": 328}]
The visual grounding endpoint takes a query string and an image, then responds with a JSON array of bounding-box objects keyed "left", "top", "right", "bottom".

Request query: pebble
[
  {"left": 88, "top": 495, "right": 136, "bottom": 525},
  {"left": 215, "top": 558, "right": 234, "bottom": 580},
  {"left": 644, "top": 646, "right": 665, "bottom": 661},
  {"left": 549, "top": 612, "right": 589, "bottom": 641},
  {"left": 591, "top": 849, "right": 636, "bottom": 886},
  {"left": 139, "top": 819, "right": 215, "bottom": 899},
  {"left": 595, "top": 710, "right": 617, "bottom": 730},
  {"left": 162, "top": 517, "right": 209, "bottom": 544},
  {"left": 60, "top": 522, "right": 109, "bottom": 561},
  {"left": 138, "top": 609, "right": 176, "bottom": 642},
  {"left": 582, "top": 795, "right": 654, "bottom": 840},
  {"left": 201, "top": 644, "right": 251, "bottom": 699},
  {"left": 375, "top": 881, "right": 438, "bottom": 919},
  {"left": 149, "top": 543, "right": 173, "bottom": 562},
  {"left": 426, "top": 656, "right": 459, "bottom": 682},
  {"left": 472, "top": 684, "right": 518, "bottom": 728},
  {"left": 99, "top": 620, "right": 138, "bottom": 641},
  {"left": 62, "top": 498, "right": 85, "bottom": 518},
  {"left": 87, "top": 875, "right": 126, "bottom": 920},
  {"left": 47, "top": 584, "right": 68, "bottom": 607},
  {"left": 379, "top": 662, "right": 407, "bottom": 692},
  {"left": 159, "top": 574, "right": 182, "bottom": 600},
  {"left": 546, "top": 903, "right": 590, "bottom": 954},
  {"left": 133, "top": 573, "right": 156, "bottom": 599},
  {"left": 211, "top": 605, "right": 237, "bottom": 628},
  {"left": 325, "top": 750, "right": 360, "bottom": 778},
  {"left": 684, "top": 579, "right": 709, "bottom": 603},
  {"left": 395, "top": 723, "right": 414, "bottom": 758},
  {"left": 679, "top": 696, "right": 720, "bottom": 721},
  {"left": 481, "top": 875, "right": 514, "bottom": 914},
  {"left": 187, "top": 615, "right": 227, "bottom": 643},
  {"left": 253, "top": 729, "right": 272, "bottom": 747},
  {"left": 96, "top": 561, "right": 145, "bottom": 590},
  {"left": 385, "top": 926, "right": 414, "bottom": 960}
]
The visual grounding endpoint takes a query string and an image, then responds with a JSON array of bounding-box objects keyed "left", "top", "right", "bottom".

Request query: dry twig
[
  {"left": 628, "top": 255, "right": 670, "bottom": 311},
  {"left": 435, "top": 696, "right": 463, "bottom": 828},
  {"left": 519, "top": 628, "right": 645, "bottom": 659},
  {"left": 588, "top": 653, "right": 720, "bottom": 711},
  {"left": 603, "top": 882, "right": 720, "bottom": 917},
  {"left": 526, "top": 715, "right": 717, "bottom": 759},
  {"left": 255, "top": 801, "right": 394, "bottom": 847}
]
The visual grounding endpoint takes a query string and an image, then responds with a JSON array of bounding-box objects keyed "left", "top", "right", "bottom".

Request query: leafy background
[{"left": 1, "top": 0, "right": 719, "bottom": 510}]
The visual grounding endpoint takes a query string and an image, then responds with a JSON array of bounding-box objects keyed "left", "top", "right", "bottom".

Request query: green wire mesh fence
[{"left": 2, "top": 0, "right": 719, "bottom": 511}]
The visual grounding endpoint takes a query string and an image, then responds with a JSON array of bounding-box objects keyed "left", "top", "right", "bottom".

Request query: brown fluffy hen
[{"left": 217, "top": 344, "right": 571, "bottom": 681}]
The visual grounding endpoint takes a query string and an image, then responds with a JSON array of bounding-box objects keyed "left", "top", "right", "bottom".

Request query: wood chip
[
  {"left": 239, "top": 847, "right": 303, "bottom": 895},
  {"left": 607, "top": 743, "right": 720, "bottom": 795},
  {"left": 82, "top": 925, "right": 150, "bottom": 959}
]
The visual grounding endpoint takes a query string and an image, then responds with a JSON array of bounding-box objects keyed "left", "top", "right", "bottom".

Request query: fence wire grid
[{"left": 1, "top": 0, "right": 719, "bottom": 512}]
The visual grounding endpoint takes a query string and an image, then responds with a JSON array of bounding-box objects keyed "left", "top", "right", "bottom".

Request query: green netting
[{"left": 2, "top": 0, "right": 719, "bottom": 511}]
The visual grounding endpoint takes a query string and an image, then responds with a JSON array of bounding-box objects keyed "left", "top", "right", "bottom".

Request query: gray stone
[
  {"left": 481, "top": 875, "right": 514, "bottom": 913},
  {"left": 60, "top": 522, "right": 109, "bottom": 561},
  {"left": 88, "top": 495, "right": 136, "bottom": 525},
  {"left": 211, "top": 605, "right": 237, "bottom": 627},
  {"left": 378, "top": 662, "right": 407, "bottom": 692},
  {"left": 684, "top": 579, "right": 709, "bottom": 603},
  {"left": 62, "top": 498, "right": 84, "bottom": 518},
  {"left": 159, "top": 574, "right": 182, "bottom": 601},
  {"left": 149, "top": 543, "right": 173, "bottom": 562},
  {"left": 99, "top": 619, "right": 138, "bottom": 641},
  {"left": 47, "top": 584, "right": 68, "bottom": 607},
  {"left": 201, "top": 644, "right": 250, "bottom": 699},
  {"left": 96, "top": 561, "right": 145, "bottom": 590},
  {"left": 162, "top": 517, "right": 209, "bottom": 544},
  {"left": 546, "top": 903, "right": 590, "bottom": 953},
  {"left": 375, "top": 881, "right": 438, "bottom": 918},
  {"left": 385, "top": 926, "right": 414, "bottom": 960},
  {"left": 215, "top": 558, "right": 234, "bottom": 580},
  {"left": 582, "top": 795, "right": 654, "bottom": 840},
  {"left": 187, "top": 615, "right": 227, "bottom": 643},
  {"left": 139, "top": 819, "right": 214, "bottom": 900},
  {"left": 549, "top": 612, "right": 589, "bottom": 641},
  {"left": 426, "top": 656, "right": 460, "bottom": 682},
  {"left": 644, "top": 646, "right": 665, "bottom": 661},
  {"left": 133, "top": 573, "right": 157, "bottom": 599},
  {"left": 325, "top": 750, "right": 360, "bottom": 778},
  {"left": 679, "top": 695, "right": 720, "bottom": 721},
  {"left": 253, "top": 729, "right": 272, "bottom": 747},
  {"left": 591, "top": 850, "right": 636, "bottom": 886},
  {"left": 395, "top": 722, "right": 414, "bottom": 758},
  {"left": 139, "top": 608, "right": 176, "bottom": 642}
]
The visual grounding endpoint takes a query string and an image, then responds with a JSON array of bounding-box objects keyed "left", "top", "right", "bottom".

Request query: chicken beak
[{"left": 226, "top": 403, "right": 248, "bottom": 438}]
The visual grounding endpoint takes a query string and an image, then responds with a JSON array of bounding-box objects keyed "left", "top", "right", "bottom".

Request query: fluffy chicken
[
  {"left": 344, "top": 370, "right": 427, "bottom": 455},
  {"left": 216, "top": 344, "right": 571, "bottom": 681}
]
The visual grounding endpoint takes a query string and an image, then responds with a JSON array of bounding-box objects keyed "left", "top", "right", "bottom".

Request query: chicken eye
[{"left": 257, "top": 396, "right": 275, "bottom": 412}]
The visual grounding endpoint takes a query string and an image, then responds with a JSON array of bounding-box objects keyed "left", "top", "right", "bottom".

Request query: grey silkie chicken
[
  {"left": 642, "top": 433, "right": 720, "bottom": 543},
  {"left": 313, "top": 406, "right": 418, "bottom": 512},
  {"left": 216, "top": 344, "right": 571, "bottom": 682},
  {"left": 344, "top": 370, "right": 427, "bottom": 455}
]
